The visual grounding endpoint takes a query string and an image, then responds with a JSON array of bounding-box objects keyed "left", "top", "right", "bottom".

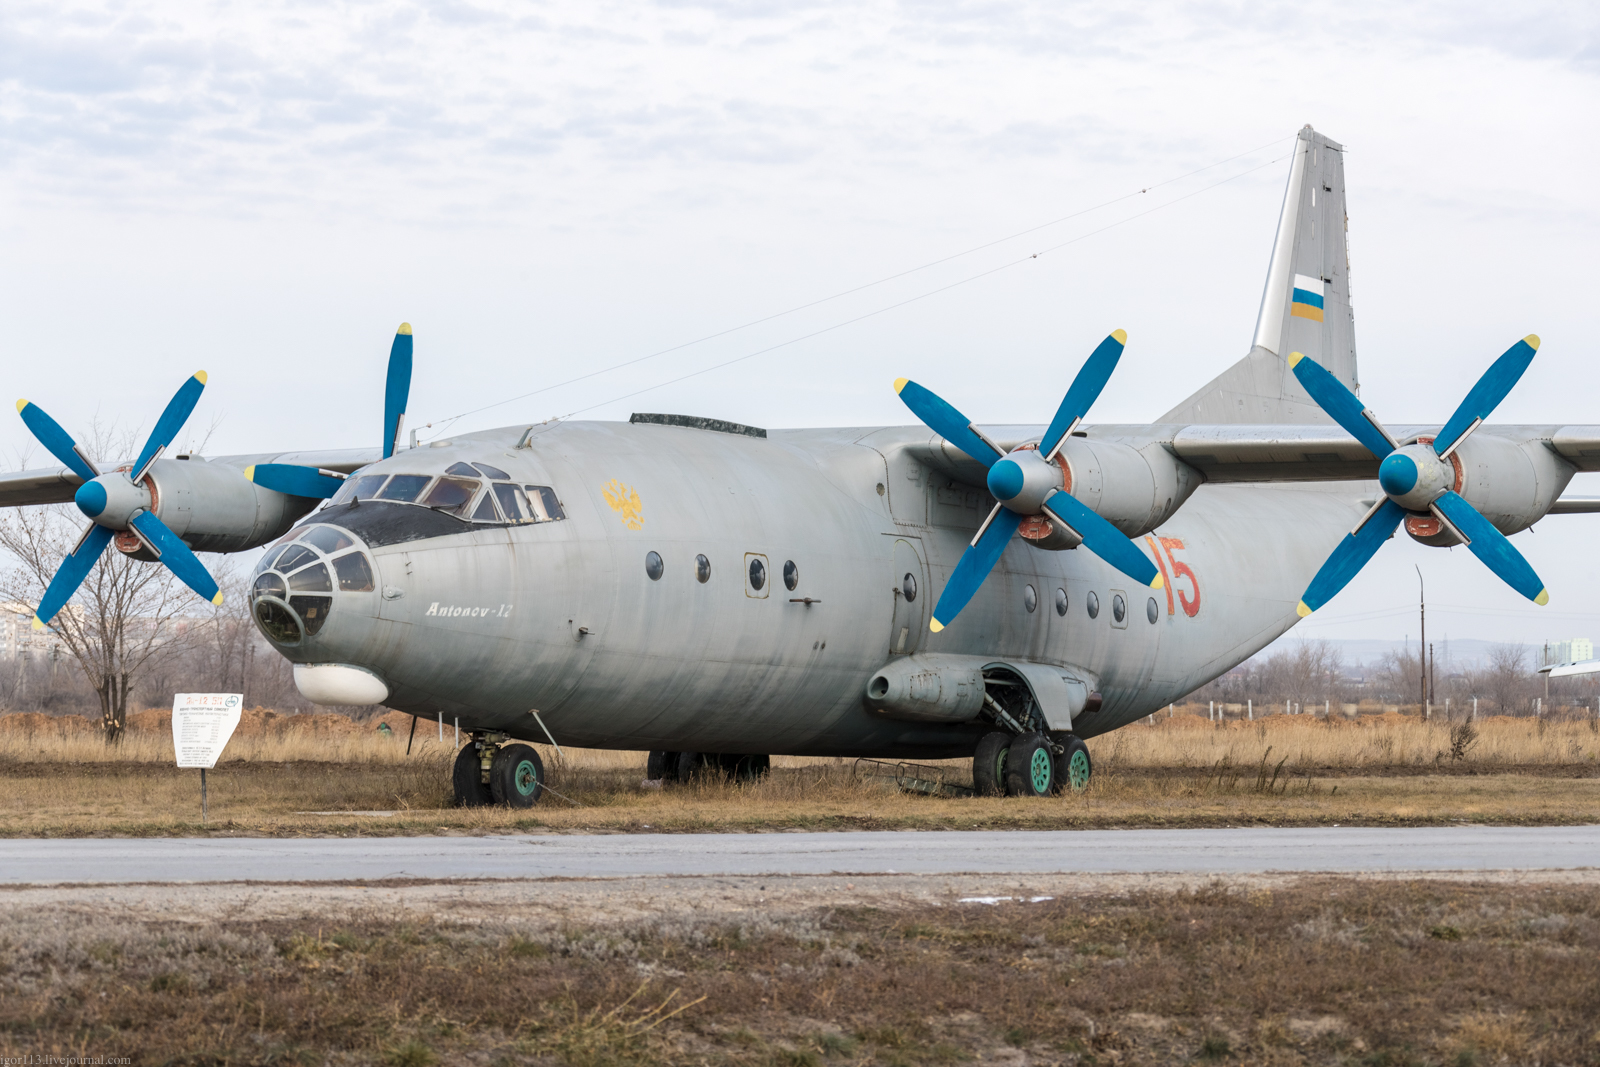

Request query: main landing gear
[
  {"left": 453, "top": 733, "right": 546, "bottom": 808},
  {"left": 972, "top": 730, "right": 1091, "bottom": 797},
  {"left": 968, "top": 667, "right": 1093, "bottom": 798},
  {"left": 645, "top": 751, "right": 771, "bottom": 784}
]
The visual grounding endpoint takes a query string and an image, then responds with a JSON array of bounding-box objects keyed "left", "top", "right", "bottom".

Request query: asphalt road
[{"left": 2, "top": 826, "right": 1597, "bottom": 884}]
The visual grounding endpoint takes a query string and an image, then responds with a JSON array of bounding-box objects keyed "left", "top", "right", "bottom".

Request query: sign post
[{"left": 171, "top": 693, "right": 244, "bottom": 823}]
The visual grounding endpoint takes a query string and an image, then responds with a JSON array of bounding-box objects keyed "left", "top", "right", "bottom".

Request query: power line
[
  {"left": 555, "top": 151, "right": 1290, "bottom": 421},
  {"left": 418, "top": 133, "right": 1293, "bottom": 435}
]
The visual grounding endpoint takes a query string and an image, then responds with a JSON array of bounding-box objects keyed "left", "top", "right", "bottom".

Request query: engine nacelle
[
  {"left": 1043, "top": 436, "right": 1201, "bottom": 542},
  {"left": 142, "top": 458, "right": 312, "bottom": 553},
  {"left": 864, "top": 655, "right": 986, "bottom": 723},
  {"left": 1404, "top": 435, "right": 1574, "bottom": 547}
]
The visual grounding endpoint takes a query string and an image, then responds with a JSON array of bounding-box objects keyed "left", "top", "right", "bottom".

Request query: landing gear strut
[
  {"left": 454, "top": 733, "right": 546, "bottom": 808},
  {"left": 969, "top": 672, "right": 1093, "bottom": 797}
]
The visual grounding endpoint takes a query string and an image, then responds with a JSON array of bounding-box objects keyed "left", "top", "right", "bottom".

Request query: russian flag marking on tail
[{"left": 1290, "top": 273, "right": 1325, "bottom": 322}]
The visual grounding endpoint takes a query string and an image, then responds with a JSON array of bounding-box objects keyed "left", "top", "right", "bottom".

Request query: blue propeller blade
[
  {"left": 32, "top": 524, "right": 114, "bottom": 627},
  {"left": 929, "top": 507, "right": 1023, "bottom": 631},
  {"left": 246, "top": 464, "right": 343, "bottom": 499},
  {"left": 1040, "top": 330, "right": 1126, "bottom": 458},
  {"left": 1040, "top": 490, "right": 1163, "bottom": 589},
  {"left": 1434, "top": 335, "right": 1539, "bottom": 456},
  {"left": 893, "top": 379, "right": 1004, "bottom": 468},
  {"left": 131, "top": 372, "right": 207, "bottom": 478},
  {"left": 1287, "top": 353, "right": 1395, "bottom": 460},
  {"left": 15, "top": 400, "right": 97, "bottom": 482},
  {"left": 1432, "top": 491, "right": 1548, "bottom": 605},
  {"left": 383, "top": 324, "right": 413, "bottom": 459},
  {"left": 129, "top": 510, "right": 222, "bottom": 606},
  {"left": 1296, "top": 498, "right": 1407, "bottom": 616}
]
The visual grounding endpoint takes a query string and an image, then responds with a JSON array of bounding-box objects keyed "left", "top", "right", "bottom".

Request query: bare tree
[
  {"left": 1481, "top": 643, "right": 1535, "bottom": 716},
  {"left": 0, "top": 501, "right": 204, "bottom": 742}
]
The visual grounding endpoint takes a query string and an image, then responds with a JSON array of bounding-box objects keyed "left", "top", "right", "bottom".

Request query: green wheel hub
[
  {"left": 1067, "top": 748, "right": 1091, "bottom": 791},
  {"left": 1030, "top": 747, "right": 1053, "bottom": 794},
  {"left": 514, "top": 759, "right": 539, "bottom": 797}
]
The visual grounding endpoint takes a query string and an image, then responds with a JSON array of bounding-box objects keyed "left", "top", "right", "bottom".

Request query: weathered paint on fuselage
[{"left": 266, "top": 419, "right": 1368, "bottom": 757}]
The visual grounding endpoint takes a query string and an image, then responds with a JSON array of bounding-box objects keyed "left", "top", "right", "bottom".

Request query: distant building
[
  {"left": 1547, "top": 638, "right": 1595, "bottom": 666},
  {"left": 0, "top": 601, "right": 66, "bottom": 658}
]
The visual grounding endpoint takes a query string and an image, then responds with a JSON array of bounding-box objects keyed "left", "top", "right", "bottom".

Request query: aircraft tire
[
  {"left": 728, "top": 754, "right": 770, "bottom": 782},
  {"left": 452, "top": 744, "right": 493, "bottom": 808},
  {"left": 1004, "top": 733, "right": 1055, "bottom": 798},
  {"left": 673, "top": 750, "right": 706, "bottom": 784},
  {"left": 490, "top": 743, "right": 545, "bottom": 808},
  {"left": 972, "top": 731, "right": 1011, "bottom": 796},
  {"left": 1054, "top": 735, "right": 1092, "bottom": 793},
  {"left": 646, "top": 751, "right": 677, "bottom": 781}
]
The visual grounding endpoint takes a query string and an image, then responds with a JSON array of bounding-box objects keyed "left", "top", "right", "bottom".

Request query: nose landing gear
[{"left": 453, "top": 733, "right": 546, "bottom": 808}]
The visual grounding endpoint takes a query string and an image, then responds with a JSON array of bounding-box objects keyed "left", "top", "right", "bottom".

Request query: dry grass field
[
  {"left": 3, "top": 875, "right": 1598, "bottom": 1065},
  {"left": 1, "top": 709, "right": 1597, "bottom": 835}
]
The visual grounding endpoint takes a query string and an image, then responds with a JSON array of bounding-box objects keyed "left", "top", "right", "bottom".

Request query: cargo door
[{"left": 888, "top": 536, "right": 929, "bottom": 656}]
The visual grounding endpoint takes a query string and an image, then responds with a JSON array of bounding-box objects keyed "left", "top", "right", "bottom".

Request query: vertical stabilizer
[{"left": 1160, "top": 126, "right": 1358, "bottom": 424}]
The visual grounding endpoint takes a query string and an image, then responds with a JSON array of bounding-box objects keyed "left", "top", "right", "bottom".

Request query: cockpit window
[
  {"left": 304, "top": 526, "right": 354, "bottom": 554},
  {"left": 474, "top": 462, "right": 511, "bottom": 480},
  {"left": 332, "top": 473, "right": 387, "bottom": 504},
  {"left": 256, "top": 545, "right": 286, "bottom": 573},
  {"left": 378, "top": 474, "right": 432, "bottom": 502},
  {"left": 332, "top": 551, "right": 375, "bottom": 592},
  {"left": 492, "top": 483, "right": 529, "bottom": 521},
  {"left": 531, "top": 486, "right": 566, "bottom": 521},
  {"left": 446, "top": 462, "right": 479, "bottom": 477},
  {"left": 276, "top": 544, "right": 318, "bottom": 573},
  {"left": 472, "top": 493, "right": 500, "bottom": 522},
  {"left": 422, "top": 476, "right": 479, "bottom": 516},
  {"left": 288, "top": 563, "right": 333, "bottom": 593}
]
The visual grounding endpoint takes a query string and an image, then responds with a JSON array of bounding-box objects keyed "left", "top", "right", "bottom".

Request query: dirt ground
[
  {"left": 3, "top": 755, "right": 1599, "bottom": 837},
  {"left": 3, "top": 871, "right": 1598, "bottom": 1065}
]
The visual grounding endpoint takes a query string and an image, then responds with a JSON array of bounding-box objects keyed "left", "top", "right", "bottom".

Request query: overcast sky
[{"left": 1, "top": 1, "right": 1596, "bottom": 650}]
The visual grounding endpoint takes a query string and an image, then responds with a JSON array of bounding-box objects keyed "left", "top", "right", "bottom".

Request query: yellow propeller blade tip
[
  {"left": 893, "top": 377, "right": 909, "bottom": 394},
  {"left": 1286, "top": 351, "right": 1305, "bottom": 369},
  {"left": 15, "top": 399, "right": 28, "bottom": 414},
  {"left": 1525, "top": 334, "right": 1540, "bottom": 350},
  {"left": 1296, "top": 600, "right": 1313, "bottom": 618},
  {"left": 194, "top": 370, "right": 208, "bottom": 385},
  {"left": 212, "top": 592, "right": 225, "bottom": 605},
  {"left": 929, "top": 618, "right": 945, "bottom": 633},
  {"left": 1111, "top": 329, "right": 1127, "bottom": 345},
  {"left": 243, "top": 465, "right": 256, "bottom": 481},
  {"left": 31, "top": 616, "right": 44, "bottom": 630},
  {"left": 1535, "top": 589, "right": 1549, "bottom": 606},
  {"left": 1150, "top": 573, "right": 1164, "bottom": 590},
  {"left": 398, "top": 322, "right": 413, "bottom": 335}
]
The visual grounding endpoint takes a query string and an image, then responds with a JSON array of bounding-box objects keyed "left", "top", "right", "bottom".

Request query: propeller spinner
[
  {"left": 1289, "top": 335, "right": 1547, "bottom": 616},
  {"left": 246, "top": 323, "right": 413, "bottom": 499},
  {"left": 895, "top": 330, "right": 1162, "bottom": 632},
  {"left": 17, "top": 372, "right": 222, "bottom": 628}
]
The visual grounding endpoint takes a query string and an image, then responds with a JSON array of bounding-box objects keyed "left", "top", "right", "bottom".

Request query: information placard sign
[{"left": 172, "top": 693, "right": 244, "bottom": 769}]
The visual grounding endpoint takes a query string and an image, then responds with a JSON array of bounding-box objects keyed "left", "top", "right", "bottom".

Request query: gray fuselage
[{"left": 254, "top": 419, "right": 1363, "bottom": 757}]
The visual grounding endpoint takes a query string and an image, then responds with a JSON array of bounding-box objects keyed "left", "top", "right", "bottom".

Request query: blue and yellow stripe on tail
[{"left": 1290, "top": 273, "right": 1325, "bottom": 322}]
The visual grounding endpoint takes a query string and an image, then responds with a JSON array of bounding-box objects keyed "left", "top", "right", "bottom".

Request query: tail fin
[{"left": 1160, "top": 125, "right": 1358, "bottom": 424}]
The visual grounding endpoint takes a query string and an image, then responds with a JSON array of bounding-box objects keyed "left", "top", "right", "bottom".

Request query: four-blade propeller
[
  {"left": 895, "top": 330, "right": 1162, "bottom": 632},
  {"left": 245, "top": 323, "right": 413, "bottom": 499},
  {"left": 17, "top": 372, "right": 221, "bottom": 628},
  {"left": 1289, "top": 335, "right": 1547, "bottom": 617}
]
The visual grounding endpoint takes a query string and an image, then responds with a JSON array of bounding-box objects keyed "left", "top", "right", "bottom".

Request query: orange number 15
[{"left": 1145, "top": 535, "right": 1200, "bottom": 618}]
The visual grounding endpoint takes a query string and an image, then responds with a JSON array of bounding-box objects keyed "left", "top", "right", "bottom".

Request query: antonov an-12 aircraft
[{"left": 6, "top": 125, "right": 1598, "bottom": 806}]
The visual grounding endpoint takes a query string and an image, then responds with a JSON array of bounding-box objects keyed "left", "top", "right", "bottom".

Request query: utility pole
[
  {"left": 1416, "top": 566, "right": 1426, "bottom": 715},
  {"left": 1429, "top": 642, "right": 1435, "bottom": 718}
]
